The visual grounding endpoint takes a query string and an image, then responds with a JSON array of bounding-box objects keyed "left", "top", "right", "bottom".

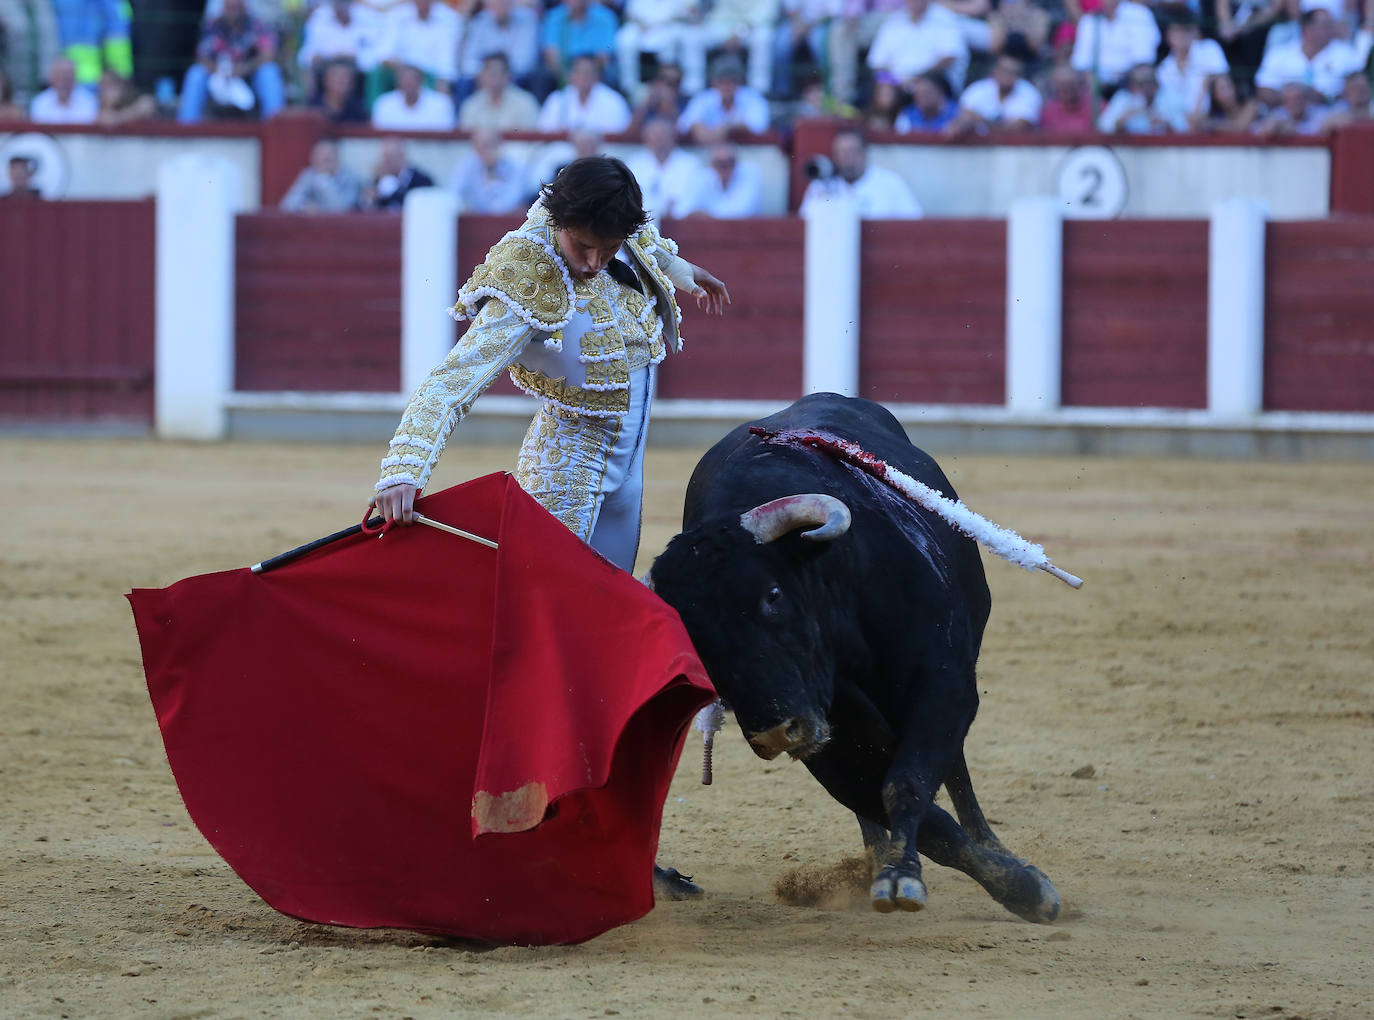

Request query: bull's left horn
[{"left": 739, "top": 494, "right": 852, "bottom": 544}]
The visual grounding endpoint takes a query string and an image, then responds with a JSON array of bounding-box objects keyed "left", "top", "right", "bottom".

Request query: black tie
[{"left": 605, "top": 258, "right": 643, "bottom": 294}]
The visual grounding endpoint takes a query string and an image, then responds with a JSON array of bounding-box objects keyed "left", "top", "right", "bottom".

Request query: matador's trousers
[{"left": 514, "top": 364, "right": 653, "bottom": 573}]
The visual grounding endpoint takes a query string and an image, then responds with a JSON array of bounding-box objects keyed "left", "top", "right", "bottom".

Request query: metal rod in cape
[
  {"left": 749, "top": 426, "right": 1084, "bottom": 590},
  {"left": 251, "top": 513, "right": 497, "bottom": 575}
]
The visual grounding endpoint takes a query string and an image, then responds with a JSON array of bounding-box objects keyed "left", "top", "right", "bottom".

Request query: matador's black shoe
[{"left": 653, "top": 864, "right": 704, "bottom": 900}]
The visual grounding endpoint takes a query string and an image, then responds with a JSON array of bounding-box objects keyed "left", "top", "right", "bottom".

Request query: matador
[{"left": 370, "top": 155, "right": 730, "bottom": 574}]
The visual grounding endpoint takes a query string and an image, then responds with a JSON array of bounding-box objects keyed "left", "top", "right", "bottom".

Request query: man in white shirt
[
  {"left": 298, "top": 0, "right": 384, "bottom": 92},
  {"left": 866, "top": 0, "right": 967, "bottom": 93},
  {"left": 29, "top": 57, "right": 99, "bottom": 123},
  {"left": 459, "top": 52, "right": 540, "bottom": 130},
  {"left": 626, "top": 118, "right": 703, "bottom": 221},
  {"left": 1255, "top": 7, "right": 1362, "bottom": 104},
  {"left": 615, "top": 0, "right": 700, "bottom": 98},
  {"left": 799, "top": 126, "right": 922, "bottom": 219},
  {"left": 1096, "top": 62, "right": 1188, "bottom": 133},
  {"left": 689, "top": 0, "right": 780, "bottom": 95},
  {"left": 448, "top": 127, "right": 528, "bottom": 213},
  {"left": 691, "top": 143, "right": 763, "bottom": 218},
  {"left": 947, "top": 53, "right": 1041, "bottom": 133},
  {"left": 1156, "top": 10, "right": 1228, "bottom": 117},
  {"left": 378, "top": 0, "right": 463, "bottom": 91},
  {"left": 1069, "top": 0, "right": 1162, "bottom": 90},
  {"left": 537, "top": 53, "right": 633, "bottom": 134},
  {"left": 676, "top": 55, "right": 771, "bottom": 143},
  {"left": 372, "top": 63, "right": 456, "bottom": 130}
]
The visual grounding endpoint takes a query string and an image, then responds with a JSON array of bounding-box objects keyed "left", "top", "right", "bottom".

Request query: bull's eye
[{"left": 760, "top": 585, "right": 783, "bottom": 617}]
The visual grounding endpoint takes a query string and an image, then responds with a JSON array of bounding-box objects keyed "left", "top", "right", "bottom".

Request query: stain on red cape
[{"left": 127, "top": 473, "right": 715, "bottom": 945}]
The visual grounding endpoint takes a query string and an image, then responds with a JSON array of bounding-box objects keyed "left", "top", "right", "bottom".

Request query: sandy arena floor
[{"left": 1, "top": 434, "right": 1371, "bottom": 1019}]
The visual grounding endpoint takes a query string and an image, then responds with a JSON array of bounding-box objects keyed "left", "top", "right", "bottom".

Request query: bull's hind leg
[
  {"left": 943, "top": 751, "right": 1015, "bottom": 857},
  {"left": 916, "top": 806, "right": 1060, "bottom": 924}
]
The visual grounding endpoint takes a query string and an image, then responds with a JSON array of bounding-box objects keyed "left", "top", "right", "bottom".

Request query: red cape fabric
[{"left": 127, "top": 473, "right": 714, "bottom": 945}]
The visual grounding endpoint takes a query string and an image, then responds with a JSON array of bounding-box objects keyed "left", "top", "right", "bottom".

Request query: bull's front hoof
[
  {"left": 870, "top": 871, "right": 926, "bottom": 913},
  {"left": 1003, "top": 866, "right": 1061, "bottom": 924},
  {"left": 653, "top": 865, "right": 704, "bottom": 901}
]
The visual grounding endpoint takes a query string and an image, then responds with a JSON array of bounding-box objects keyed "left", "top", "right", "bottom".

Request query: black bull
[{"left": 649, "top": 393, "right": 1060, "bottom": 922}]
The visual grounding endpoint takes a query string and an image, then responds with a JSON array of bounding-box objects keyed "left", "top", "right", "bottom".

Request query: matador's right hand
[{"left": 370, "top": 483, "right": 418, "bottom": 525}]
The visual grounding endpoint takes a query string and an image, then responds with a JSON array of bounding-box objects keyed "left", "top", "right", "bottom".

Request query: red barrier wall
[
  {"left": 655, "top": 217, "right": 804, "bottom": 400},
  {"left": 0, "top": 200, "right": 155, "bottom": 424},
  {"left": 1061, "top": 220, "right": 1209, "bottom": 409},
  {"left": 235, "top": 213, "right": 402, "bottom": 392},
  {"left": 1264, "top": 220, "right": 1374, "bottom": 413},
  {"left": 859, "top": 220, "right": 1005, "bottom": 404}
]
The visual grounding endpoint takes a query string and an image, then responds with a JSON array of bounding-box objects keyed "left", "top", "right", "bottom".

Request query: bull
[{"left": 649, "top": 393, "right": 1061, "bottom": 922}]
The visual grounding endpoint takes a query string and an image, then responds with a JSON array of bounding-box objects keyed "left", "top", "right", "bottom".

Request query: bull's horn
[{"left": 739, "top": 494, "right": 852, "bottom": 545}]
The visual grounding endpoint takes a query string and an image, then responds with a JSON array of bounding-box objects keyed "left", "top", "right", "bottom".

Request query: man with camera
[{"left": 799, "top": 126, "right": 923, "bottom": 219}]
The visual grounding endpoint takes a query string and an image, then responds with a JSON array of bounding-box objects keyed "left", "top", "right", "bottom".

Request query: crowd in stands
[{"left": 4, "top": 0, "right": 1374, "bottom": 209}]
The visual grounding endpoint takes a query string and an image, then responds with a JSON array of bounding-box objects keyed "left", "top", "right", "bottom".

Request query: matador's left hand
[{"left": 690, "top": 265, "right": 731, "bottom": 316}]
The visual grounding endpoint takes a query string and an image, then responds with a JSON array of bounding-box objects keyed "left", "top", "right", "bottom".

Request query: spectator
[
  {"left": 1254, "top": 78, "right": 1330, "bottom": 133},
  {"left": 1255, "top": 7, "right": 1362, "bottom": 104},
  {"left": 690, "top": 142, "right": 763, "bottom": 217},
  {"left": 677, "top": 54, "right": 771, "bottom": 143},
  {"left": 772, "top": 0, "right": 839, "bottom": 100},
  {"left": 459, "top": 52, "right": 540, "bottom": 130},
  {"left": 51, "top": 0, "right": 132, "bottom": 85},
  {"left": 1096, "top": 62, "right": 1188, "bottom": 133},
  {"left": 794, "top": 72, "right": 859, "bottom": 119},
  {"left": 372, "top": 62, "right": 456, "bottom": 130},
  {"left": 1069, "top": 0, "right": 1161, "bottom": 92},
  {"left": 947, "top": 52, "right": 1041, "bottom": 133},
  {"left": 362, "top": 136, "right": 434, "bottom": 211},
  {"left": 829, "top": 0, "right": 903, "bottom": 105},
  {"left": 94, "top": 68, "right": 155, "bottom": 123},
  {"left": 694, "top": 0, "right": 780, "bottom": 96},
  {"left": 310, "top": 58, "right": 369, "bottom": 122},
  {"left": 280, "top": 137, "right": 363, "bottom": 212},
  {"left": 449, "top": 127, "right": 527, "bottom": 213},
  {"left": 2, "top": 155, "right": 42, "bottom": 200},
  {"left": 626, "top": 61, "right": 689, "bottom": 131},
  {"left": 459, "top": 0, "right": 541, "bottom": 97},
  {"left": 377, "top": 0, "right": 463, "bottom": 94},
  {"left": 176, "top": 0, "right": 284, "bottom": 123},
  {"left": 626, "top": 116, "right": 702, "bottom": 220},
  {"left": 859, "top": 76, "right": 905, "bottom": 128},
  {"left": 1038, "top": 62, "right": 1094, "bottom": 133},
  {"left": 1157, "top": 9, "right": 1229, "bottom": 119},
  {"left": 867, "top": 0, "right": 968, "bottom": 94},
  {"left": 1190, "top": 72, "right": 1260, "bottom": 132},
  {"left": 1321, "top": 68, "right": 1374, "bottom": 129},
  {"left": 297, "top": 0, "right": 382, "bottom": 99},
  {"left": 988, "top": 0, "right": 1049, "bottom": 67},
  {"left": 540, "top": 0, "right": 620, "bottom": 88},
  {"left": 537, "top": 52, "right": 633, "bottom": 133},
  {"left": 799, "top": 125, "right": 922, "bottom": 218},
  {"left": 893, "top": 69, "right": 957, "bottom": 130},
  {"left": 615, "top": 0, "right": 701, "bottom": 99},
  {"left": 29, "top": 56, "right": 99, "bottom": 122}
]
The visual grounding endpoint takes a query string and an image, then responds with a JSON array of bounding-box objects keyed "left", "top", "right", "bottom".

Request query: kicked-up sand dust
[{"left": 1, "top": 433, "right": 1371, "bottom": 1018}]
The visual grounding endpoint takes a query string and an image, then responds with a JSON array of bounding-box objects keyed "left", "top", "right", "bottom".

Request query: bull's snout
[{"left": 746, "top": 716, "right": 831, "bottom": 761}]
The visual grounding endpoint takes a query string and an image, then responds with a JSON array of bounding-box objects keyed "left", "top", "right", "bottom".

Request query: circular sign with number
[{"left": 1055, "top": 146, "right": 1128, "bottom": 220}]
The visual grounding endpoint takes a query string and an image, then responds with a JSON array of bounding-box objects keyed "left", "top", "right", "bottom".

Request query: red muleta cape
[{"left": 127, "top": 472, "right": 715, "bottom": 945}]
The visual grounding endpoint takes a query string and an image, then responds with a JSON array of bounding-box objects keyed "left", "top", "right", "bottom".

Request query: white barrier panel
[
  {"left": 1208, "top": 198, "right": 1269, "bottom": 418},
  {"left": 401, "top": 188, "right": 460, "bottom": 397},
  {"left": 802, "top": 191, "right": 861, "bottom": 397},
  {"left": 1005, "top": 197, "right": 1064, "bottom": 414},
  {"left": 155, "top": 155, "right": 241, "bottom": 440}
]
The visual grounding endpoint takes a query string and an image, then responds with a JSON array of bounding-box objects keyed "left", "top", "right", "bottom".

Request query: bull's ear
[{"left": 739, "top": 494, "right": 852, "bottom": 544}]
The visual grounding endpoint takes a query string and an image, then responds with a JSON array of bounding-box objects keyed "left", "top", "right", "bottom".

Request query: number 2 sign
[{"left": 1054, "top": 146, "right": 1128, "bottom": 220}]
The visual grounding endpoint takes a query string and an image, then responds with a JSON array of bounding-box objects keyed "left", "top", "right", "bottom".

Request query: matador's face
[{"left": 556, "top": 226, "right": 626, "bottom": 281}]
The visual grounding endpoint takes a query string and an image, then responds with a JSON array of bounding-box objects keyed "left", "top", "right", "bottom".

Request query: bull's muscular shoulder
[{"left": 453, "top": 234, "right": 573, "bottom": 330}]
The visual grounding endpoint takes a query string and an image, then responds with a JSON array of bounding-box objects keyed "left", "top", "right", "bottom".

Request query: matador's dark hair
[{"left": 540, "top": 156, "right": 649, "bottom": 240}]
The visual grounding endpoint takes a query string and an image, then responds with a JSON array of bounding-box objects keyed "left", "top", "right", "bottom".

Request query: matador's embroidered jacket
[{"left": 375, "top": 200, "right": 697, "bottom": 499}]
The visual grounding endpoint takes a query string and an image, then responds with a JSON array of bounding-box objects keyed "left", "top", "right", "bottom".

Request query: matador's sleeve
[
  {"left": 641, "top": 225, "right": 699, "bottom": 294},
  {"left": 376, "top": 298, "right": 537, "bottom": 493}
]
